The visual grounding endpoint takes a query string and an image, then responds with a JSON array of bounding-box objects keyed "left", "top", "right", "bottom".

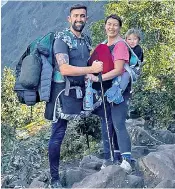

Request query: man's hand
[{"left": 91, "top": 60, "right": 103, "bottom": 73}]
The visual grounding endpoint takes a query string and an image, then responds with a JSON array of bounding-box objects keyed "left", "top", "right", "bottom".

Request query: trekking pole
[
  {"left": 98, "top": 73, "right": 114, "bottom": 162},
  {"left": 84, "top": 117, "right": 91, "bottom": 156}
]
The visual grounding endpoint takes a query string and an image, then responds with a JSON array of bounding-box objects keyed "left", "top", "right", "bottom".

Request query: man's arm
[{"left": 55, "top": 53, "right": 103, "bottom": 76}]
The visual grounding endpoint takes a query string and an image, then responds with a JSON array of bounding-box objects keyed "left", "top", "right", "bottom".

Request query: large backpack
[
  {"left": 14, "top": 32, "right": 55, "bottom": 105},
  {"left": 14, "top": 29, "right": 100, "bottom": 121}
]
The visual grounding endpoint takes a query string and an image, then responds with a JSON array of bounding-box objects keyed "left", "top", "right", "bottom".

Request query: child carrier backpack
[
  {"left": 89, "top": 39, "right": 143, "bottom": 84},
  {"left": 85, "top": 39, "right": 144, "bottom": 107}
]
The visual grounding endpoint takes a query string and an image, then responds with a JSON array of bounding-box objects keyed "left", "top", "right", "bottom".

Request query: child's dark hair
[
  {"left": 105, "top": 14, "right": 122, "bottom": 27},
  {"left": 70, "top": 4, "right": 87, "bottom": 13}
]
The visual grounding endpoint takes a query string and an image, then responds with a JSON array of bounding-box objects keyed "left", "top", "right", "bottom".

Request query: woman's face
[{"left": 105, "top": 18, "right": 121, "bottom": 38}]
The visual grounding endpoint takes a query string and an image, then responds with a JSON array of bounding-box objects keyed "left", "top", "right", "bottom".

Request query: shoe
[
  {"left": 101, "top": 159, "right": 113, "bottom": 169},
  {"left": 120, "top": 159, "right": 132, "bottom": 173},
  {"left": 50, "top": 180, "right": 62, "bottom": 188}
]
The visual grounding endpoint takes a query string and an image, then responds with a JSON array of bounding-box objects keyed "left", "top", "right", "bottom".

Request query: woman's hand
[{"left": 86, "top": 74, "right": 99, "bottom": 82}]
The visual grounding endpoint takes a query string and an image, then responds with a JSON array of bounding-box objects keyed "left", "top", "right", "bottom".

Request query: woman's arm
[{"left": 102, "top": 59, "right": 125, "bottom": 81}]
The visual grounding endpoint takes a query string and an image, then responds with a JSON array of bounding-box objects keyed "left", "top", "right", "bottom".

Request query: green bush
[
  {"left": 1, "top": 67, "right": 47, "bottom": 127},
  {"left": 90, "top": 1, "right": 175, "bottom": 128}
]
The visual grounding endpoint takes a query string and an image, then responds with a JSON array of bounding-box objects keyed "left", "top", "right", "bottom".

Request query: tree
[{"left": 90, "top": 1, "right": 175, "bottom": 127}]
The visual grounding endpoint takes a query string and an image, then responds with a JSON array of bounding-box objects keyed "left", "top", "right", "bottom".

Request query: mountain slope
[{"left": 1, "top": 1, "right": 106, "bottom": 70}]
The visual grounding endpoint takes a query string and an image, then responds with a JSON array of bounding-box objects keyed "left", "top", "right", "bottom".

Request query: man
[{"left": 44, "top": 4, "right": 103, "bottom": 188}]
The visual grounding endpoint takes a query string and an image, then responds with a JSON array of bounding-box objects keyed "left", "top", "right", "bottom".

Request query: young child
[
  {"left": 119, "top": 28, "right": 144, "bottom": 92},
  {"left": 125, "top": 28, "right": 144, "bottom": 63}
]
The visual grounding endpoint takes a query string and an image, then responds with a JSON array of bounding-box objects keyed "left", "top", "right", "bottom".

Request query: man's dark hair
[
  {"left": 105, "top": 14, "right": 122, "bottom": 27},
  {"left": 70, "top": 4, "right": 87, "bottom": 13}
]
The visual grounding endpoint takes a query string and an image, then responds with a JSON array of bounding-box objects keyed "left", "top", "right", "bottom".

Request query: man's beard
[{"left": 72, "top": 21, "right": 85, "bottom": 32}]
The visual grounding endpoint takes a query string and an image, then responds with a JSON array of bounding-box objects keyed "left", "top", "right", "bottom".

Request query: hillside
[{"left": 1, "top": 1, "right": 106, "bottom": 70}]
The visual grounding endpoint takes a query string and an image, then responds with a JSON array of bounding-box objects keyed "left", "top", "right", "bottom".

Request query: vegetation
[
  {"left": 91, "top": 0, "right": 175, "bottom": 128},
  {"left": 1, "top": 0, "right": 175, "bottom": 178}
]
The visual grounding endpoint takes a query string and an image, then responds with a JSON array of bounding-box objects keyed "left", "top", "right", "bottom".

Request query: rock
[
  {"left": 155, "top": 179, "right": 175, "bottom": 188},
  {"left": 65, "top": 167, "right": 97, "bottom": 187},
  {"left": 73, "top": 165, "right": 137, "bottom": 188},
  {"left": 139, "top": 146, "right": 175, "bottom": 181},
  {"left": 79, "top": 155, "right": 103, "bottom": 170},
  {"left": 38, "top": 169, "right": 50, "bottom": 182},
  {"left": 167, "top": 121, "right": 175, "bottom": 133},
  {"left": 7, "top": 180, "right": 28, "bottom": 188},
  {"left": 1, "top": 175, "right": 10, "bottom": 188},
  {"left": 128, "top": 126, "right": 163, "bottom": 146},
  {"left": 29, "top": 178, "right": 46, "bottom": 188},
  {"left": 127, "top": 175, "right": 144, "bottom": 188},
  {"left": 151, "top": 130, "right": 175, "bottom": 144},
  {"left": 126, "top": 117, "right": 145, "bottom": 127},
  {"left": 132, "top": 146, "right": 149, "bottom": 159},
  {"left": 156, "top": 144, "right": 175, "bottom": 151}
]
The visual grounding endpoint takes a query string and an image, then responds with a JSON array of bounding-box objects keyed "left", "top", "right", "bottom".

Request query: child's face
[{"left": 126, "top": 34, "right": 139, "bottom": 48}]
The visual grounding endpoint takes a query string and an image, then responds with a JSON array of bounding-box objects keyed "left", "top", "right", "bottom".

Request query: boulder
[
  {"left": 126, "top": 117, "right": 145, "bottom": 127},
  {"left": 73, "top": 165, "right": 127, "bottom": 188},
  {"left": 131, "top": 146, "right": 150, "bottom": 159},
  {"left": 29, "top": 178, "right": 46, "bottom": 188},
  {"left": 139, "top": 146, "right": 175, "bottom": 181},
  {"left": 151, "top": 130, "right": 175, "bottom": 144},
  {"left": 128, "top": 126, "right": 163, "bottom": 146},
  {"left": 73, "top": 165, "right": 143, "bottom": 188},
  {"left": 127, "top": 175, "right": 144, "bottom": 188},
  {"left": 79, "top": 155, "right": 103, "bottom": 170},
  {"left": 65, "top": 167, "right": 97, "bottom": 188},
  {"left": 155, "top": 179, "right": 175, "bottom": 188}
]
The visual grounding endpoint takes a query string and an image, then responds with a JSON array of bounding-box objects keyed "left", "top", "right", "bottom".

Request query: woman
[{"left": 88, "top": 14, "right": 132, "bottom": 172}]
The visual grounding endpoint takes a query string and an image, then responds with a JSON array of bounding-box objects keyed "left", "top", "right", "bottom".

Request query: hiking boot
[
  {"left": 120, "top": 159, "right": 132, "bottom": 173},
  {"left": 50, "top": 180, "right": 62, "bottom": 188},
  {"left": 101, "top": 159, "right": 113, "bottom": 169}
]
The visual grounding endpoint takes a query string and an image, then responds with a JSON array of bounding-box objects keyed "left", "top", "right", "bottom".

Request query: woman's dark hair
[
  {"left": 105, "top": 14, "right": 122, "bottom": 27},
  {"left": 70, "top": 4, "right": 87, "bottom": 13}
]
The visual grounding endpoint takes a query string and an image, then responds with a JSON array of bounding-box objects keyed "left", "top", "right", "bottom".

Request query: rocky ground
[{"left": 1, "top": 118, "right": 175, "bottom": 188}]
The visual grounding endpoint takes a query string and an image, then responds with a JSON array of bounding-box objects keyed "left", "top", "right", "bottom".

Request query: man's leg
[{"left": 48, "top": 118, "right": 68, "bottom": 184}]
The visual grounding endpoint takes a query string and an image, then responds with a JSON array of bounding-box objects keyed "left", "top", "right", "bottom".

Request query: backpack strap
[
  {"left": 55, "top": 29, "right": 92, "bottom": 51},
  {"left": 55, "top": 29, "right": 92, "bottom": 95},
  {"left": 110, "top": 39, "right": 140, "bottom": 82},
  {"left": 64, "top": 77, "right": 71, "bottom": 96},
  {"left": 52, "top": 86, "right": 83, "bottom": 122}
]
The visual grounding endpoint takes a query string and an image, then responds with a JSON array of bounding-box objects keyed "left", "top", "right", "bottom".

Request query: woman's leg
[
  {"left": 93, "top": 102, "right": 115, "bottom": 160},
  {"left": 112, "top": 130, "right": 122, "bottom": 162},
  {"left": 111, "top": 92, "right": 132, "bottom": 171}
]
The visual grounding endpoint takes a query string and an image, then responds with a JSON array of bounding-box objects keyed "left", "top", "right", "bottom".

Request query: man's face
[{"left": 68, "top": 8, "right": 87, "bottom": 32}]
